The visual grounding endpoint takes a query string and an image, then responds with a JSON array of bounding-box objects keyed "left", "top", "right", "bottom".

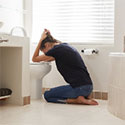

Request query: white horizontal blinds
[{"left": 32, "top": 0, "right": 114, "bottom": 43}]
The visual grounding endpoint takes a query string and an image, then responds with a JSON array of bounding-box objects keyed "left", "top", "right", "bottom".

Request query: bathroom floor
[{"left": 0, "top": 100, "right": 125, "bottom": 125}]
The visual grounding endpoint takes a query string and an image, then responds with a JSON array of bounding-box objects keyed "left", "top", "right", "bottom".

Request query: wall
[
  {"left": 42, "top": 0, "right": 125, "bottom": 92},
  {"left": 107, "top": 0, "right": 125, "bottom": 119},
  {"left": 1, "top": 0, "right": 125, "bottom": 93},
  {"left": 0, "top": 48, "right": 1, "bottom": 88},
  {"left": 31, "top": 43, "right": 115, "bottom": 92},
  {"left": 23, "top": 0, "right": 32, "bottom": 37},
  {"left": 74, "top": 45, "right": 115, "bottom": 92},
  {"left": 114, "top": 0, "right": 125, "bottom": 52},
  {"left": 0, "top": 0, "right": 23, "bottom": 34},
  {"left": 30, "top": 0, "right": 125, "bottom": 92}
]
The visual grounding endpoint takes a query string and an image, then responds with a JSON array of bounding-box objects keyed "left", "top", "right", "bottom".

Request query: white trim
[{"left": 0, "top": 95, "right": 11, "bottom": 100}]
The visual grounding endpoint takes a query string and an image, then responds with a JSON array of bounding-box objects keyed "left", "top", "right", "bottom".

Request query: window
[
  {"left": 32, "top": 0, "right": 114, "bottom": 44},
  {"left": 0, "top": 0, "right": 23, "bottom": 33}
]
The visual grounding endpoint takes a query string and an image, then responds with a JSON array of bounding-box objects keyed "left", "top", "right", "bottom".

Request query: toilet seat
[{"left": 30, "top": 62, "right": 50, "bottom": 65}]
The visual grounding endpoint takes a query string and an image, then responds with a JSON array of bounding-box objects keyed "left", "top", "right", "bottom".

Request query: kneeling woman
[{"left": 32, "top": 29, "right": 98, "bottom": 105}]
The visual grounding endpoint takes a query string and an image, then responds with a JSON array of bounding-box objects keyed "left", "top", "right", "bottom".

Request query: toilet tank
[{"left": 42, "top": 61, "right": 68, "bottom": 88}]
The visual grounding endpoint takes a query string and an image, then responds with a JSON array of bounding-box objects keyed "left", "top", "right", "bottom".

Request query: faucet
[
  {"left": 0, "top": 22, "right": 4, "bottom": 28},
  {"left": 10, "top": 26, "right": 27, "bottom": 37},
  {"left": 0, "top": 37, "right": 8, "bottom": 43}
]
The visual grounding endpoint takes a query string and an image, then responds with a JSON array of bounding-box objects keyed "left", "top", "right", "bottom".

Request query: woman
[{"left": 32, "top": 29, "right": 98, "bottom": 105}]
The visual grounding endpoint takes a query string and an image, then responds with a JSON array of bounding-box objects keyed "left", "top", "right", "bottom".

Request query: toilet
[{"left": 30, "top": 62, "right": 51, "bottom": 99}]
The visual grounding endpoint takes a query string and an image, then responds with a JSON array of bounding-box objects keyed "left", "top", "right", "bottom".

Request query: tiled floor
[{"left": 0, "top": 100, "right": 125, "bottom": 125}]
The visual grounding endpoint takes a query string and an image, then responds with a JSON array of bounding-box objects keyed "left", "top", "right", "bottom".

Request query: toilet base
[{"left": 30, "top": 79, "right": 43, "bottom": 99}]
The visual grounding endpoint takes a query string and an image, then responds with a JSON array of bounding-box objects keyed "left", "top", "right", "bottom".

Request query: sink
[{"left": 0, "top": 34, "right": 29, "bottom": 47}]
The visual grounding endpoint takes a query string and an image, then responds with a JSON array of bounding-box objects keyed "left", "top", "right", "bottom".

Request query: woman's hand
[
  {"left": 40, "top": 29, "right": 50, "bottom": 42},
  {"left": 45, "top": 29, "right": 51, "bottom": 35},
  {"left": 32, "top": 28, "right": 54, "bottom": 62}
]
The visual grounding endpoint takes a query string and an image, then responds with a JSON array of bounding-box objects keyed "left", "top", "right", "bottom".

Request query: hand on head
[
  {"left": 44, "top": 29, "right": 50, "bottom": 35},
  {"left": 40, "top": 29, "right": 50, "bottom": 41}
]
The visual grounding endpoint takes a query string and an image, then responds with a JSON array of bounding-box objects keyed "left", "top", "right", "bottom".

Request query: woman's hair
[{"left": 40, "top": 33, "right": 61, "bottom": 50}]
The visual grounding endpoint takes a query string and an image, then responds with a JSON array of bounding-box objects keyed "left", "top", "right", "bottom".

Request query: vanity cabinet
[{"left": 0, "top": 34, "right": 30, "bottom": 105}]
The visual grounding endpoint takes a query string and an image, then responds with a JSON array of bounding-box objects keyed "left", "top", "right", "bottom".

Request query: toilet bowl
[
  {"left": 30, "top": 62, "right": 51, "bottom": 99},
  {"left": 42, "top": 61, "right": 67, "bottom": 88}
]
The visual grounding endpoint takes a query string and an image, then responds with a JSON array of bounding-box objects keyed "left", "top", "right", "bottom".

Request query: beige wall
[
  {"left": 114, "top": 0, "right": 125, "bottom": 52},
  {"left": 0, "top": 48, "right": 1, "bottom": 88}
]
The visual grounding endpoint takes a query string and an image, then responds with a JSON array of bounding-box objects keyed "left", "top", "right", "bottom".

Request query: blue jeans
[{"left": 44, "top": 84, "right": 93, "bottom": 104}]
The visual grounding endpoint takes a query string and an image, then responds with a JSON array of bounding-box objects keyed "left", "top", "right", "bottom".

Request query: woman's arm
[
  {"left": 32, "top": 29, "right": 55, "bottom": 62},
  {"left": 32, "top": 54, "right": 55, "bottom": 62}
]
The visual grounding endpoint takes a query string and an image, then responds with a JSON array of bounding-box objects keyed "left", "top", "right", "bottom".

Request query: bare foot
[
  {"left": 77, "top": 96, "right": 98, "bottom": 105},
  {"left": 87, "top": 94, "right": 92, "bottom": 99}
]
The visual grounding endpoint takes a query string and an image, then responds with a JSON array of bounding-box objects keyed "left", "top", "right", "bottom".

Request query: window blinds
[{"left": 32, "top": 0, "right": 114, "bottom": 44}]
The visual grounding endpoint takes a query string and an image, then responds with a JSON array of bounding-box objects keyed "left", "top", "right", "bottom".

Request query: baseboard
[
  {"left": 89, "top": 91, "right": 108, "bottom": 100},
  {"left": 23, "top": 96, "right": 30, "bottom": 105},
  {"left": 42, "top": 88, "right": 108, "bottom": 100}
]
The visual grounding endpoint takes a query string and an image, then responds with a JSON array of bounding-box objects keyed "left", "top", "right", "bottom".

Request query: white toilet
[{"left": 30, "top": 62, "right": 51, "bottom": 99}]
